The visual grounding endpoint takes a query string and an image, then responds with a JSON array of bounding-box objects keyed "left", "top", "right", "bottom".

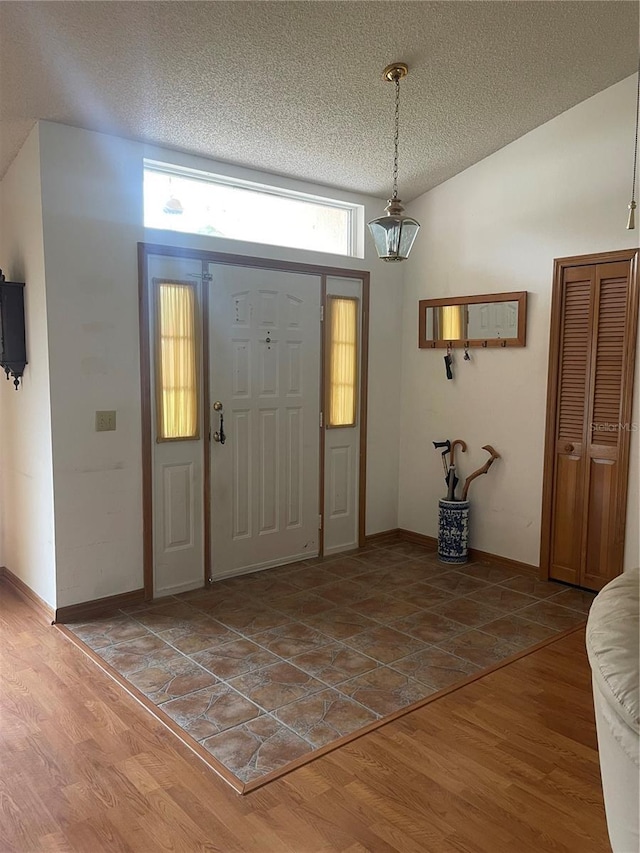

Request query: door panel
[
  {"left": 323, "top": 276, "right": 363, "bottom": 555},
  {"left": 583, "top": 457, "right": 617, "bottom": 588},
  {"left": 148, "top": 254, "right": 204, "bottom": 597},
  {"left": 549, "top": 266, "right": 594, "bottom": 585},
  {"left": 549, "top": 450, "right": 584, "bottom": 583},
  {"left": 209, "top": 264, "right": 321, "bottom": 578},
  {"left": 543, "top": 252, "right": 638, "bottom": 592}
]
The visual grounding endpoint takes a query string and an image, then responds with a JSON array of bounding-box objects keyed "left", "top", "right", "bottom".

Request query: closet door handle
[{"left": 564, "top": 443, "right": 574, "bottom": 453}]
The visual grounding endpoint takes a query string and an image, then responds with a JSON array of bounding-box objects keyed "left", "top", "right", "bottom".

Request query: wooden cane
[{"left": 461, "top": 445, "right": 500, "bottom": 501}]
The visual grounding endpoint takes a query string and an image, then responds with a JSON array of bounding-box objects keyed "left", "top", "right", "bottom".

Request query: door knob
[{"left": 564, "top": 443, "right": 574, "bottom": 453}]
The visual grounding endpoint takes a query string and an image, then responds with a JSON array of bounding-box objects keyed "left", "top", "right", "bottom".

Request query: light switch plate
[{"left": 95, "top": 410, "right": 116, "bottom": 431}]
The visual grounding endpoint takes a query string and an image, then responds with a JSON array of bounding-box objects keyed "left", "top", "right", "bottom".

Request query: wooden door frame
[
  {"left": 138, "top": 242, "right": 370, "bottom": 599},
  {"left": 539, "top": 247, "right": 639, "bottom": 582}
]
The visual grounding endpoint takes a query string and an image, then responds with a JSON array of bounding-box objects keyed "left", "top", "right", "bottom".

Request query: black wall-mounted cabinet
[{"left": 0, "top": 271, "right": 27, "bottom": 389}]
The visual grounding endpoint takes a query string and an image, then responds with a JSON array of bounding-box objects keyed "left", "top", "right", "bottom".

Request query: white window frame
[{"left": 144, "top": 159, "right": 364, "bottom": 258}]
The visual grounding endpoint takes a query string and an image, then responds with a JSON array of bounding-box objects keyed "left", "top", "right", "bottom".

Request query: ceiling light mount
[
  {"left": 382, "top": 62, "right": 408, "bottom": 83},
  {"left": 368, "top": 61, "right": 420, "bottom": 262}
]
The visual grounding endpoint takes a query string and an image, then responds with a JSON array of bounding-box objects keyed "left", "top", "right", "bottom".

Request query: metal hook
[{"left": 463, "top": 342, "right": 471, "bottom": 361}]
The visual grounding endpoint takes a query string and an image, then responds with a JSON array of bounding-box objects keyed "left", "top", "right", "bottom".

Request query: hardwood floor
[{"left": 1, "top": 581, "right": 609, "bottom": 852}]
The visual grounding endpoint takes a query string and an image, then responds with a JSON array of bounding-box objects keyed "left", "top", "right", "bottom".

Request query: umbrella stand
[{"left": 438, "top": 498, "right": 470, "bottom": 564}]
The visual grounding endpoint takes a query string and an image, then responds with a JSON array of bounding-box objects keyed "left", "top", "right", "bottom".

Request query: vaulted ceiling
[{"left": 0, "top": 1, "right": 637, "bottom": 200}]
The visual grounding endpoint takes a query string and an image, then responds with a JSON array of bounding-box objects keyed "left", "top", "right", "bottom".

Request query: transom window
[{"left": 144, "top": 162, "right": 362, "bottom": 257}]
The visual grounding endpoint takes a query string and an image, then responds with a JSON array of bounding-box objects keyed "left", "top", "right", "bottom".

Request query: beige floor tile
[
  {"left": 192, "top": 638, "right": 281, "bottom": 679},
  {"left": 289, "top": 641, "right": 377, "bottom": 684},
  {"left": 157, "top": 616, "right": 241, "bottom": 654},
  {"left": 272, "top": 592, "right": 338, "bottom": 619},
  {"left": 68, "top": 616, "right": 150, "bottom": 650},
  {"left": 160, "top": 684, "right": 261, "bottom": 740},
  {"left": 131, "top": 602, "right": 203, "bottom": 633},
  {"left": 480, "top": 614, "right": 558, "bottom": 649},
  {"left": 427, "top": 598, "right": 505, "bottom": 628},
  {"left": 201, "top": 716, "right": 313, "bottom": 783},
  {"left": 127, "top": 656, "right": 217, "bottom": 704},
  {"left": 426, "top": 572, "right": 493, "bottom": 596},
  {"left": 228, "top": 661, "right": 326, "bottom": 711},
  {"left": 313, "top": 578, "right": 371, "bottom": 606},
  {"left": 352, "top": 549, "right": 408, "bottom": 569},
  {"left": 342, "top": 625, "right": 426, "bottom": 664},
  {"left": 99, "top": 635, "right": 176, "bottom": 675},
  {"left": 391, "top": 611, "right": 467, "bottom": 644},
  {"left": 517, "top": 600, "right": 587, "bottom": 631},
  {"left": 458, "top": 563, "right": 526, "bottom": 584},
  {"left": 348, "top": 594, "right": 422, "bottom": 622},
  {"left": 392, "top": 647, "right": 479, "bottom": 689},
  {"left": 438, "top": 629, "right": 521, "bottom": 668},
  {"left": 466, "top": 586, "right": 538, "bottom": 613},
  {"left": 546, "top": 587, "right": 596, "bottom": 613},
  {"left": 275, "top": 689, "right": 377, "bottom": 746},
  {"left": 338, "top": 667, "right": 434, "bottom": 716},
  {"left": 212, "top": 604, "right": 291, "bottom": 635},
  {"left": 250, "top": 623, "right": 332, "bottom": 658},
  {"left": 390, "top": 582, "right": 458, "bottom": 608},
  {"left": 301, "top": 608, "right": 380, "bottom": 640},
  {"left": 498, "top": 575, "right": 566, "bottom": 599}
]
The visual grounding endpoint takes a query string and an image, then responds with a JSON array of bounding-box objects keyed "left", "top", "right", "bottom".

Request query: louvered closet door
[
  {"left": 546, "top": 254, "right": 637, "bottom": 590},
  {"left": 549, "top": 265, "right": 595, "bottom": 585}
]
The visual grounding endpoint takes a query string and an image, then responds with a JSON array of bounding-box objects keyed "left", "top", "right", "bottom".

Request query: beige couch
[{"left": 586, "top": 569, "right": 639, "bottom": 853}]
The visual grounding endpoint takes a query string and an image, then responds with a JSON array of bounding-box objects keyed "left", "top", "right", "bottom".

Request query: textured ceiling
[{"left": 0, "top": 1, "right": 638, "bottom": 201}]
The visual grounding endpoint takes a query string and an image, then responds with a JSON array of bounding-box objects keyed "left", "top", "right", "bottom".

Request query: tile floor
[{"left": 67, "top": 542, "right": 594, "bottom": 786}]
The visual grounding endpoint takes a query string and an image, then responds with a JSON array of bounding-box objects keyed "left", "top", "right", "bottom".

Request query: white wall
[
  {"left": 400, "top": 75, "right": 640, "bottom": 570},
  {"left": 35, "top": 123, "right": 403, "bottom": 608},
  {"left": 0, "top": 125, "right": 57, "bottom": 607}
]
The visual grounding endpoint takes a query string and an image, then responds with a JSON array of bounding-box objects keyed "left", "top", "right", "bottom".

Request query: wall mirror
[{"left": 418, "top": 291, "right": 527, "bottom": 348}]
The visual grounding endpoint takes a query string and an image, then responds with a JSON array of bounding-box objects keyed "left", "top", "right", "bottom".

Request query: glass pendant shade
[{"left": 368, "top": 198, "right": 420, "bottom": 262}]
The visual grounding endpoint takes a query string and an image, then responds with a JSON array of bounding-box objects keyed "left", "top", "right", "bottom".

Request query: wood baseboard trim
[
  {"left": 55, "top": 588, "right": 147, "bottom": 623},
  {"left": 398, "top": 529, "right": 438, "bottom": 550},
  {"left": 467, "top": 546, "right": 538, "bottom": 577},
  {"left": 1, "top": 567, "right": 55, "bottom": 624},
  {"left": 364, "top": 529, "right": 401, "bottom": 545},
  {"left": 396, "top": 529, "right": 538, "bottom": 576}
]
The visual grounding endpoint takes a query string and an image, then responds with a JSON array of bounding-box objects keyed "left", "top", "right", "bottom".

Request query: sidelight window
[
  {"left": 327, "top": 296, "right": 358, "bottom": 428},
  {"left": 155, "top": 280, "right": 199, "bottom": 440}
]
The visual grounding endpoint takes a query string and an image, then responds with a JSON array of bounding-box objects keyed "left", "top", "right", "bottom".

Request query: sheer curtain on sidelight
[
  {"left": 155, "top": 280, "right": 199, "bottom": 440},
  {"left": 327, "top": 296, "right": 358, "bottom": 427}
]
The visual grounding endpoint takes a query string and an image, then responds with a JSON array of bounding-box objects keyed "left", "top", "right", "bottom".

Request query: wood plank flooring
[{"left": 1, "top": 580, "right": 609, "bottom": 852}]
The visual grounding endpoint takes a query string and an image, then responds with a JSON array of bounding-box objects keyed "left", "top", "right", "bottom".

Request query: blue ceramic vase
[{"left": 438, "top": 499, "right": 470, "bottom": 564}]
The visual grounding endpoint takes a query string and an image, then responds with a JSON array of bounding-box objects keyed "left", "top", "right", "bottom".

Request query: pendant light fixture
[
  {"left": 626, "top": 58, "right": 639, "bottom": 230},
  {"left": 368, "top": 62, "right": 420, "bottom": 262}
]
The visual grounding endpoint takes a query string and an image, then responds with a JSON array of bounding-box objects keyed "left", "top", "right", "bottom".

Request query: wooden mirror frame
[{"left": 418, "top": 290, "right": 527, "bottom": 349}]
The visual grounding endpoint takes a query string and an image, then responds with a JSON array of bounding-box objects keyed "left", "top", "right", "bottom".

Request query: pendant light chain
[
  {"left": 367, "top": 61, "right": 420, "bottom": 261},
  {"left": 630, "top": 57, "right": 640, "bottom": 207},
  {"left": 392, "top": 76, "right": 400, "bottom": 200}
]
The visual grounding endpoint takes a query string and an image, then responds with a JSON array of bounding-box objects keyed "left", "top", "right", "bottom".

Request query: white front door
[
  {"left": 208, "top": 264, "right": 321, "bottom": 578},
  {"left": 323, "top": 276, "right": 363, "bottom": 554}
]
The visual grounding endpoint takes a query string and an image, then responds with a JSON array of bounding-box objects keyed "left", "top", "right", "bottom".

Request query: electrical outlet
[{"left": 95, "top": 410, "right": 116, "bottom": 432}]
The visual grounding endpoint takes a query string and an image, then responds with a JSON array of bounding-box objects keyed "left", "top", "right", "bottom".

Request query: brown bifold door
[{"left": 541, "top": 251, "right": 639, "bottom": 591}]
